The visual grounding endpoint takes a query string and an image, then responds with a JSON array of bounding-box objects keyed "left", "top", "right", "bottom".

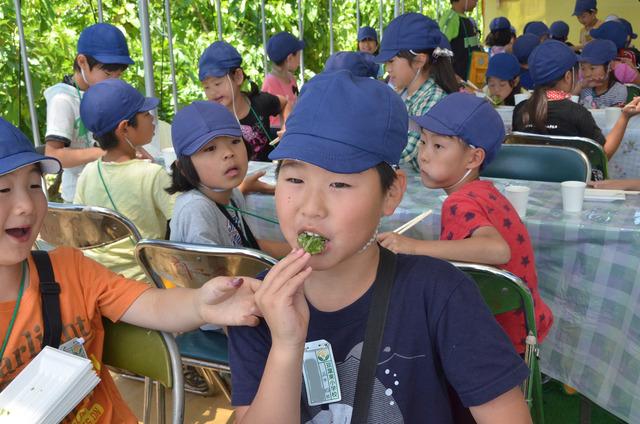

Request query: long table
[
  {"left": 498, "top": 106, "right": 640, "bottom": 180},
  {"left": 245, "top": 162, "right": 640, "bottom": 423}
]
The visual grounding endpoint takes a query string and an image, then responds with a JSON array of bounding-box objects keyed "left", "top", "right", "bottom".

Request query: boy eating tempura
[{"left": 229, "top": 71, "right": 532, "bottom": 423}]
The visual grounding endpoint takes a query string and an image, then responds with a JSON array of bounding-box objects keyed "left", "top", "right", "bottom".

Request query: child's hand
[
  {"left": 588, "top": 179, "right": 640, "bottom": 191},
  {"left": 255, "top": 248, "right": 312, "bottom": 349},
  {"left": 197, "top": 276, "right": 261, "bottom": 327},
  {"left": 377, "top": 232, "right": 417, "bottom": 254},
  {"left": 238, "top": 171, "right": 276, "bottom": 195},
  {"left": 622, "top": 97, "right": 640, "bottom": 118}
]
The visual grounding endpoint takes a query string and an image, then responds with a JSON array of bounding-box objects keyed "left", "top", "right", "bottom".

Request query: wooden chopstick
[{"left": 393, "top": 210, "right": 433, "bottom": 235}]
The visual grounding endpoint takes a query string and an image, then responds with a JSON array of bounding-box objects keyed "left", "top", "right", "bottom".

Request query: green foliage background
[{"left": 0, "top": 0, "right": 481, "bottom": 139}]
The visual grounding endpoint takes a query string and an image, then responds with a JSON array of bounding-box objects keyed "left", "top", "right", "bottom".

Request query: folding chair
[
  {"left": 452, "top": 262, "right": 544, "bottom": 424},
  {"left": 103, "top": 319, "right": 184, "bottom": 424},
  {"left": 481, "top": 144, "right": 591, "bottom": 183},
  {"left": 506, "top": 132, "right": 608, "bottom": 180},
  {"left": 38, "top": 202, "right": 178, "bottom": 423},
  {"left": 135, "top": 239, "right": 277, "bottom": 400}
]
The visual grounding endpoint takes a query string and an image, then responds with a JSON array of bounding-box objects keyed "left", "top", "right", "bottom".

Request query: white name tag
[{"left": 302, "top": 339, "right": 342, "bottom": 406}]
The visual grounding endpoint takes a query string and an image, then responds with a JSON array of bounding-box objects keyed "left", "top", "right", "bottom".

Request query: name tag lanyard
[{"left": 0, "top": 261, "right": 27, "bottom": 361}]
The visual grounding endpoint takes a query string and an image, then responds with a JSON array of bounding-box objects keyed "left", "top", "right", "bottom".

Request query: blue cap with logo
[
  {"left": 528, "top": 40, "right": 578, "bottom": 87},
  {"left": 411, "top": 93, "right": 505, "bottom": 166},
  {"left": 578, "top": 39, "right": 617, "bottom": 64},
  {"left": 198, "top": 41, "right": 243, "bottom": 81},
  {"left": 77, "top": 23, "right": 134, "bottom": 65},
  {"left": 590, "top": 20, "right": 628, "bottom": 49},
  {"left": 269, "top": 70, "right": 408, "bottom": 173},
  {"left": 80, "top": 79, "right": 159, "bottom": 137},
  {"left": 550, "top": 21, "right": 570, "bottom": 40},
  {"left": 324, "top": 52, "right": 380, "bottom": 78},
  {"left": 490, "top": 17, "right": 511, "bottom": 32},
  {"left": 375, "top": 13, "right": 441, "bottom": 63},
  {"left": 171, "top": 101, "right": 242, "bottom": 157},
  {"left": 573, "top": 0, "right": 597, "bottom": 16},
  {"left": 512, "top": 34, "right": 541, "bottom": 64},
  {"left": 0, "top": 118, "right": 60, "bottom": 176},
  {"left": 524, "top": 21, "right": 550, "bottom": 38},
  {"left": 357, "top": 26, "right": 378, "bottom": 42},
  {"left": 619, "top": 18, "right": 637, "bottom": 40},
  {"left": 486, "top": 53, "right": 521, "bottom": 81},
  {"left": 266, "top": 32, "right": 306, "bottom": 63}
]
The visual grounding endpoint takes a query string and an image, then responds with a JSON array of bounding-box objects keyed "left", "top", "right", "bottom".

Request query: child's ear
[
  {"left": 232, "top": 68, "right": 245, "bottom": 85},
  {"left": 512, "top": 76, "right": 520, "bottom": 87},
  {"left": 382, "top": 170, "right": 407, "bottom": 217},
  {"left": 115, "top": 119, "right": 130, "bottom": 138},
  {"left": 467, "top": 147, "right": 486, "bottom": 170},
  {"left": 413, "top": 53, "right": 429, "bottom": 70}
]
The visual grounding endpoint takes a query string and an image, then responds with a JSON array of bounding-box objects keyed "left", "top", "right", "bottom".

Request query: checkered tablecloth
[{"left": 245, "top": 162, "right": 640, "bottom": 423}]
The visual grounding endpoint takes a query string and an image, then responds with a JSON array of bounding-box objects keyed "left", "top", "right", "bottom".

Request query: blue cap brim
[
  {"left": 140, "top": 97, "right": 160, "bottom": 112},
  {"left": 0, "top": 151, "right": 61, "bottom": 176},
  {"left": 199, "top": 67, "right": 230, "bottom": 80},
  {"left": 179, "top": 127, "right": 244, "bottom": 157},
  {"left": 374, "top": 49, "right": 400, "bottom": 63},
  {"left": 91, "top": 54, "right": 134, "bottom": 65},
  {"left": 577, "top": 54, "right": 608, "bottom": 65},
  {"left": 269, "top": 133, "right": 384, "bottom": 173},
  {"left": 410, "top": 114, "right": 459, "bottom": 138}
]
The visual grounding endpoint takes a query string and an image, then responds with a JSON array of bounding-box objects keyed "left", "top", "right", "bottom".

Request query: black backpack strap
[
  {"left": 31, "top": 251, "right": 62, "bottom": 349},
  {"left": 351, "top": 246, "right": 397, "bottom": 424}
]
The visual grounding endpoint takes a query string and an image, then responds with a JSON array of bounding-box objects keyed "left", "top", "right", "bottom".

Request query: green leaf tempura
[{"left": 297, "top": 232, "right": 327, "bottom": 255}]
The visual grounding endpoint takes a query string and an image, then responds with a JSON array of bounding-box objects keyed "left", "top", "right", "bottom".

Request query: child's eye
[
  {"left": 285, "top": 177, "right": 303, "bottom": 184},
  {"left": 204, "top": 145, "right": 216, "bottom": 152},
  {"left": 330, "top": 182, "right": 351, "bottom": 189},
  {"left": 231, "top": 139, "right": 242, "bottom": 145},
  {"left": 434, "top": 144, "right": 443, "bottom": 149},
  {"left": 418, "top": 139, "right": 426, "bottom": 145},
  {"left": 30, "top": 183, "right": 42, "bottom": 189},
  {"left": 0, "top": 188, "right": 9, "bottom": 193}
]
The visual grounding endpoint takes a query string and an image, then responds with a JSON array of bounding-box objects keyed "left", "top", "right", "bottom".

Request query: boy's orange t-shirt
[{"left": 0, "top": 247, "right": 150, "bottom": 423}]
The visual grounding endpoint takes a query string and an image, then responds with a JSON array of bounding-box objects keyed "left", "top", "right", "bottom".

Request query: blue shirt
[{"left": 228, "top": 253, "right": 529, "bottom": 423}]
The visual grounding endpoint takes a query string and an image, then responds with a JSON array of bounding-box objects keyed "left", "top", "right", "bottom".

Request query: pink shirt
[{"left": 261, "top": 73, "right": 298, "bottom": 127}]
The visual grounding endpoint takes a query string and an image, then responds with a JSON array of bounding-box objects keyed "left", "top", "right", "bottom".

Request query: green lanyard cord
[
  {"left": 0, "top": 261, "right": 27, "bottom": 361},
  {"left": 225, "top": 204, "right": 279, "bottom": 225},
  {"left": 96, "top": 160, "right": 136, "bottom": 246},
  {"left": 248, "top": 103, "right": 273, "bottom": 143},
  {"left": 74, "top": 83, "right": 93, "bottom": 148}
]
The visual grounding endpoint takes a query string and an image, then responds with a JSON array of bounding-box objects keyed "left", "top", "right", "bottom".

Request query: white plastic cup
[
  {"left": 561, "top": 181, "right": 587, "bottom": 213},
  {"left": 605, "top": 107, "right": 622, "bottom": 128},
  {"left": 514, "top": 93, "right": 530, "bottom": 105},
  {"left": 475, "top": 91, "right": 486, "bottom": 98},
  {"left": 505, "top": 185, "right": 530, "bottom": 218},
  {"left": 161, "top": 147, "right": 177, "bottom": 173}
]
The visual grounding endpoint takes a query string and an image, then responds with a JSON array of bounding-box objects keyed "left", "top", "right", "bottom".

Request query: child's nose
[{"left": 300, "top": 187, "right": 328, "bottom": 219}]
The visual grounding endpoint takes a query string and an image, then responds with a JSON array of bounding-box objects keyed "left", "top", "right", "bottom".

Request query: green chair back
[
  {"left": 626, "top": 84, "right": 640, "bottom": 103},
  {"left": 452, "top": 262, "right": 544, "bottom": 424},
  {"left": 506, "top": 132, "right": 608, "bottom": 180},
  {"left": 102, "top": 319, "right": 184, "bottom": 424},
  {"left": 482, "top": 144, "right": 591, "bottom": 183}
]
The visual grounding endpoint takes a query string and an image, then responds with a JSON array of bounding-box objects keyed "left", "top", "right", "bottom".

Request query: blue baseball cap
[
  {"left": 324, "top": 52, "right": 380, "bottom": 78},
  {"left": 77, "top": 23, "right": 134, "bottom": 65},
  {"left": 411, "top": 93, "right": 505, "bottom": 166},
  {"left": 512, "top": 34, "right": 541, "bottom": 64},
  {"left": 375, "top": 13, "right": 441, "bottom": 63},
  {"left": 550, "top": 21, "right": 570, "bottom": 40},
  {"left": 171, "top": 101, "right": 242, "bottom": 157},
  {"left": 490, "top": 17, "right": 511, "bottom": 32},
  {"left": 578, "top": 39, "right": 617, "bottom": 64},
  {"left": 486, "top": 53, "right": 521, "bottom": 81},
  {"left": 80, "top": 79, "right": 159, "bottom": 137},
  {"left": 269, "top": 70, "right": 408, "bottom": 173},
  {"left": 358, "top": 26, "right": 378, "bottom": 42},
  {"left": 619, "top": 18, "right": 637, "bottom": 40},
  {"left": 437, "top": 30, "right": 452, "bottom": 50},
  {"left": 590, "top": 21, "right": 628, "bottom": 49},
  {"left": 524, "top": 21, "right": 550, "bottom": 38},
  {"left": 0, "top": 118, "right": 60, "bottom": 176},
  {"left": 529, "top": 40, "right": 578, "bottom": 87},
  {"left": 573, "top": 0, "right": 597, "bottom": 16},
  {"left": 198, "top": 41, "right": 243, "bottom": 81},
  {"left": 511, "top": 25, "right": 517, "bottom": 36},
  {"left": 266, "top": 32, "right": 305, "bottom": 63}
]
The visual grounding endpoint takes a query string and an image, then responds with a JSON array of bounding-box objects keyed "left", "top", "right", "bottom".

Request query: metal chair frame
[
  {"left": 38, "top": 202, "right": 180, "bottom": 424},
  {"left": 452, "top": 262, "right": 544, "bottom": 424},
  {"left": 507, "top": 131, "right": 608, "bottom": 180},
  {"left": 482, "top": 143, "right": 592, "bottom": 183},
  {"left": 135, "top": 239, "right": 277, "bottom": 400}
]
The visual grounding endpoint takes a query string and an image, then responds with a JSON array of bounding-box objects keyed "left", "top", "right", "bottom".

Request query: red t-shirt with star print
[{"left": 440, "top": 179, "right": 553, "bottom": 353}]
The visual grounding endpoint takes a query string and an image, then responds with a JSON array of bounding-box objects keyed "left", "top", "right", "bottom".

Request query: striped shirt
[
  {"left": 579, "top": 81, "right": 628, "bottom": 109},
  {"left": 403, "top": 78, "right": 447, "bottom": 171}
]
